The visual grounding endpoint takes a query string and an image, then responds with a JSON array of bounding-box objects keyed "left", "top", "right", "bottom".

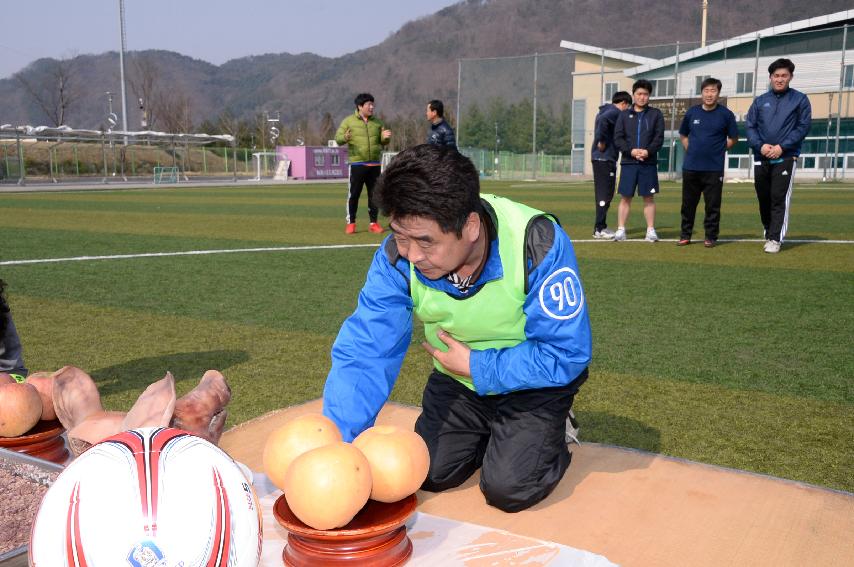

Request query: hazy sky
[{"left": 0, "top": 0, "right": 461, "bottom": 79}]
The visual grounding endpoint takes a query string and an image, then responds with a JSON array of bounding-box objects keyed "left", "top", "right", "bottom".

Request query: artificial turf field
[{"left": 1, "top": 179, "right": 852, "bottom": 492}]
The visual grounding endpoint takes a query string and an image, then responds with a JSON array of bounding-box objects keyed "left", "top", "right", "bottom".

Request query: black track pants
[
  {"left": 346, "top": 164, "right": 381, "bottom": 224},
  {"left": 415, "top": 369, "right": 586, "bottom": 513},
  {"left": 681, "top": 170, "right": 724, "bottom": 241},
  {"left": 592, "top": 160, "right": 617, "bottom": 232},
  {"left": 753, "top": 158, "right": 797, "bottom": 242}
]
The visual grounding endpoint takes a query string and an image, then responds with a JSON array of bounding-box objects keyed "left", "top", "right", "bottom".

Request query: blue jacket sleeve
[
  {"left": 779, "top": 95, "right": 812, "bottom": 151},
  {"left": 468, "top": 225, "right": 592, "bottom": 395},
  {"left": 745, "top": 100, "right": 762, "bottom": 154},
  {"left": 322, "top": 242, "right": 413, "bottom": 441},
  {"left": 613, "top": 112, "right": 629, "bottom": 154}
]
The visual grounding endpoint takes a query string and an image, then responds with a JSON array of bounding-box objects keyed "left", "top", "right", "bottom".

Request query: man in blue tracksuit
[
  {"left": 591, "top": 91, "right": 632, "bottom": 239},
  {"left": 613, "top": 79, "right": 665, "bottom": 242},
  {"left": 323, "top": 144, "right": 591, "bottom": 513},
  {"left": 746, "top": 58, "right": 812, "bottom": 254}
]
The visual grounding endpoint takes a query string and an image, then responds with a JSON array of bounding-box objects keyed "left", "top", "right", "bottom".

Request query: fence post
[
  {"left": 16, "top": 130, "right": 26, "bottom": 186},
  {"left": 456, "top": 60, "right": 463, "bottom": 148},
  {"left": 532, "top": 52, "right": 538, "bottom": 180},
  {"left": 74, "top": 144, "right": 79, "bottom": 176},
  {"left": 832, "top": 24, "right": 848, "bottom": 179},
  {"left": 668, "top": 41, "right": 681, "bottom": 180}
]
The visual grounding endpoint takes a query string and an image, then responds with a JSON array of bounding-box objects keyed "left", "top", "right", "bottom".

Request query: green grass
[{"left": 1, "top": 180, "right": 852, "bottom": 492}]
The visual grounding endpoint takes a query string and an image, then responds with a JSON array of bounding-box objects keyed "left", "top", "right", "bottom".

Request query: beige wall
[{"left": 572, "top": 54, "right": 637, "bottom": 175}]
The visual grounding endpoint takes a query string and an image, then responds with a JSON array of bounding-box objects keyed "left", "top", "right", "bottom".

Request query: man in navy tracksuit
[
  {"left": 745, "top": 58, "right": 811, "bottom": 254},
  {"left": 613, "top": 79, "right": 665, "bottom": 242},
  {"left": 678, "top": 77, "right": 739, "bottom": 247},
  {"left": 426, "top": 99, "right": 457, "bottom": 148},
  {"left": 591, "top": 91, "right": 632, "bottom": 239}
]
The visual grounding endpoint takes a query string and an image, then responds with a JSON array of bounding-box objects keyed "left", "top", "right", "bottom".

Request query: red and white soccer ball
[{"left": 29, "top": 427, "right": 262, "bottom": 567}]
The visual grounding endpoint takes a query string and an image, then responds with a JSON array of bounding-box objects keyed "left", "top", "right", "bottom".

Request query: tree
[
  {"left": 319, "top": 112, "right": 335, "bottom": 144},
  {"left": 158, "top": 90, "right": 193, "bottom": 133},
  {"left": 15, "top": 58, "right": 78, "bottom": 127},
  {"left": 128, "top": 54, "right": 161, "bottom": 129}
]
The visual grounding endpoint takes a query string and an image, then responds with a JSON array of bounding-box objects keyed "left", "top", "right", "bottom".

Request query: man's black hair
[
  {"left": 632, "top": 79, "right": 653, "bottom": 94},
  {"left": 428, "top": 99, "right": 444, "bottom": 117},
  {"left": 354, "top": 93, "right": 375, "bottom": 108},
  {"left": 768, "top": 58, "right": 795, "bottom": 76},
  {"left": 376, "top": 144, "right": 481, "bottom": 236},
  {"left": 612, "top": 91, "right": 632, "bottom": 105},
  {"left": 700, "top": 77, "right": 723, "bottom": 93}
]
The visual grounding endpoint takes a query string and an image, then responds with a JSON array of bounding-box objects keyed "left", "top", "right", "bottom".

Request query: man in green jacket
[{"left": 336, "top": 93, "right": 392, "bottom": 234}]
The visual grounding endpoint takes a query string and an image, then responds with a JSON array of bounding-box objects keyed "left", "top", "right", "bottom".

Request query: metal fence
[
  {"left": 0, "top": 139, "right": 277, "bottom": 184},
  {"left": 457, "top": 52, "right": 575, "bottom": 178}
]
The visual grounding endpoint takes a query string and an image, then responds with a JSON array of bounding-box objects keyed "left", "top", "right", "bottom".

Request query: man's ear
[{"left": 463, "top": 212, "right": 481, "bottom": 243}]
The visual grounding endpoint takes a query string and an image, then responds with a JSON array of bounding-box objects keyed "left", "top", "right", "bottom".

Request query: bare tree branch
[{"left": 15, "top": 58, "right": 78, "bottom": 126}]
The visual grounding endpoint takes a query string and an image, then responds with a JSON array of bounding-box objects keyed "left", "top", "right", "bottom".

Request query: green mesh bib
[{"left": 410, "top": 194, "right": 547, "bottom": 390}]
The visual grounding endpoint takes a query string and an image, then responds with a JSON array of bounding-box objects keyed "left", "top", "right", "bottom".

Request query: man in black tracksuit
[
  {"left": 591, "top": 91, "right": 631, "bottom": 239},
  {"left": 426, "top": 99, "right": 457, "bottom": 148},
  {"left": 613, "top": 79, "right": 665, "bottom": 242},
  {"left": 745, "top": 58, "right": 812, "bottom": 254}
]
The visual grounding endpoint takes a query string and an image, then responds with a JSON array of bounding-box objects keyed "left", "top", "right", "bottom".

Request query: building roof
[
  {"left": 627, "top": 9, "right": 854, "bottom": 75},
  {"left": 558, "top": 40, "right": 657, "bottom": 65}
]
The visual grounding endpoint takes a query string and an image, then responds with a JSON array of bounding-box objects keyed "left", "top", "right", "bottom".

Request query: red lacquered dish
[
  {"left": 273, "top": 493, "right": 417, "bottom": 566},
  {"left": 0, "top": 420, "right": 69, "bottom": 464}
]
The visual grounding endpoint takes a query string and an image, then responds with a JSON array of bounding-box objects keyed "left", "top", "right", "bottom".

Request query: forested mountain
[{"left": 0, "top": 0, "right": 848, "bottom": 151}]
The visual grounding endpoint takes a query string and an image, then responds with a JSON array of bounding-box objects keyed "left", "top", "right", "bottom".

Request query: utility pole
[
  {"left": 118, "top": 0, "right": 129, "bottom": 144},
  {"left": 701, "top": 0, "right": 709, "bottom": 47}
]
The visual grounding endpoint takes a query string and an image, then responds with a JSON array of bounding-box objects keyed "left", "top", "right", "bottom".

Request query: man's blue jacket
[
  {"left": 322, "top": 202, "right": 592, "bottom": 441},
  {"left": 746, "top": 87, "right": 812, "bottom": 158}
]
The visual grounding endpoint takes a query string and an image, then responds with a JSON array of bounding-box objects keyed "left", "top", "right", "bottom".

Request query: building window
[
  {"left": 331, "top": 154, "right": 340, "bottom": 166},
  {"left": 604, "top": 82, "right": 619, "bottom": 102},
  {"left": 314, "top": 153, "right": 325, "bottom": 167},
  {"left": 736, "top": 72, "right": 754, "bottom": 94},
  {"left": 695, "top": 75, "right": 711, "bottom": 95},
  {"left": 802, "top": 156, "right": 816, "bottom": 169},
  {"left": 844, "top": 64, "right": 854, "bottom": 88},
  {"left": 651, "top": 79, "right": 675, "bottom": 97}
]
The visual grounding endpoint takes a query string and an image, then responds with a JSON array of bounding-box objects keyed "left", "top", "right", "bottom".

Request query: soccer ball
[{"left": 29, "top": 427, "right": 262, "bottom": 566}]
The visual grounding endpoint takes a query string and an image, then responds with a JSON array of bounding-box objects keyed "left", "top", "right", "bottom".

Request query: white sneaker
[
  {"left": 565, "top": 409, "right": 581, "bottom": 445},
  {"left": 613, "top": 227, "right": 627, "bottom": 241},
  {"left": 645, "top": 228, "right": 659, "bottom": 242},
  {"left": 593, "top": 228, "right": 616, "bottom": 240},
  {"left": 764, "top": 240, "right": 781, "bottom": 254}
]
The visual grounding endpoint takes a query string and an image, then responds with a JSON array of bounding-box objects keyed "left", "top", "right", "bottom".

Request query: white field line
[
  {"left": 1, "top": 239, "right": 852, "bottom": 267},
  {"left": 0, "top": 244, "right": 379, "bottom": 266},
  {"left": 573, "top": 238, "right": 854, "bottom": 244}
]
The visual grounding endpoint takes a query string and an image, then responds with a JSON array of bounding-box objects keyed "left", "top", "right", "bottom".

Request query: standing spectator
[
  {"left": 336, "top": 93, "right": 392, "bottom": 235},
  {"left": 746, "top": 58, "right": 812, "bottom": 254},
  {"left": 591, "top": 91, "right": 632, "bottom": 239},
  {"left": 0, "top": 279, "right": 28, "bottom": 381},
  {"left": 678, "top": 77, "right": 739, "bottom": 248},
  {"left": 426, "top": 100, "right": 456, "bottom": 148},
  {"left": 613, "top": 79, "right": 665, "bottom": 242}
]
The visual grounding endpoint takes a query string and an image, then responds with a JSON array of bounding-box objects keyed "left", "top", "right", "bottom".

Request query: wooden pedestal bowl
[
  {"left": 0, "top": 420, "right": 69, "bottom": 464},
  {"left": 273, "top": 493, "right": 417, "bottom": 566}
]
